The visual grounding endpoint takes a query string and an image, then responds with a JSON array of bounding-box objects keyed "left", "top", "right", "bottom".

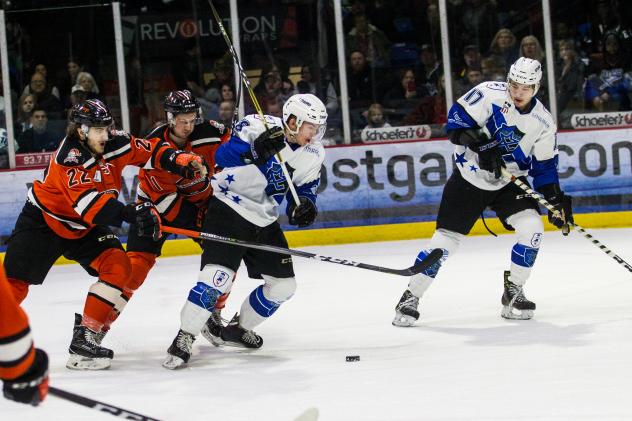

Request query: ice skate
[
  {"left": 200, "top": 309, "right": 225, "bottom": 347},
  {"left": 392, "top": 290, "right": 420, "bottom": 327},
  {"left": 501, "top": 271, "right": 536, "bottom": 320},
  {"left": 66, "top": 324, "right": 114, "bottom": 370},
  {"left": 220, "top": 314, "right": 263, "bottom": 349},
  {"left": 74, "top": 312, "right": 107, "bottom": 345},
  {"left": 163, "top": 329, "right": 195, "bottom": 370}
]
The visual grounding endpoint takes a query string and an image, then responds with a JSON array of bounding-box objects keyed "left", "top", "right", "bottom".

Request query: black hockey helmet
[
  {"left": 70, "top": 99, "right": 114, "bottom": 127},
  {"left": 164, "top": 90, "right": 203, "bottom": 124}
]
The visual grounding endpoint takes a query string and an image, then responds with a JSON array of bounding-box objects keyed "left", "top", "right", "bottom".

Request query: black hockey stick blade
[
  {"left": 399, "top": 248, "right": 442, "bottom": 276},
  {"left": 49, "top": 386, "right": 162, "bottom": 421}
]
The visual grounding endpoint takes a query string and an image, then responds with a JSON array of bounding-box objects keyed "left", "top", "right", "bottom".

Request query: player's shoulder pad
[
  {"left": 478, "top": 81, "right": 508, "bottom": 98},
  {"left": 103, "top": 130, "right": 133, "bottom": 152},
  {"left": 54, "top": 136, "right": 91, "bottom": 167},
  {"left": 302, "top": 140, "right": 325, "bottom": 159},
  {"left": 145, "top": 123, "right": 169, "bottom": 140},
  {"left": 191, "top": 120, "right": 227, "bottom": 140},
  {"left": 530, "top": 100, "right": 556, "bottom": 131}
]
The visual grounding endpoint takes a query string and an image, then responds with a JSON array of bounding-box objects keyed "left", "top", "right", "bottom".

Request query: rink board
[{"left": 0, "top": 128, "right": 630, "bottom": 261}]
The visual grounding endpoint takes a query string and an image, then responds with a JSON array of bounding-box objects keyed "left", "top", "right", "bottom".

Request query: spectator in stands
[
  {"left": 457, "top": 0, "right": 499, "bottom": 56},
  {"left": 383, "top": 68, "right": 429, "bottom": 120},
  {"left": 556, "top": 40, "right": 586, "bottom": 123},
  {"left": 172, "top": 38, "right": 205, "bottom": 97},
  {"left": 295, "top": 65, "right": 317, "bottom": 95},
  {"left": 218, "top": 100, "right": 235, "bottom": 127},
  {"left": 487, "top": 28, "right": 519, "bottom": 72},
  {"left": 29, "top": 72, "right": 63, "bottom": 119},
  {"left": 205, "top": 57, "right": 234, "bottom": 104},
  {"left": 220, "top": 83, "right": 235, "bottom": 103},
  {"left": 481, "top": 56, "right": 506, "bottom": 81},
  {"left": 72, "top": 72, "right": 101, "bottom": 101},
  {"left": 520, "top": 35, "right": 545, "bottom": 63},
  {"left": 17, "top": 107, "right": 60, "bottom": 153},
  {"left": 16, "top": 94, "right": 36, "bottom": 133},
  {"left": 415, "top": 44, "right": 442, "bottom": 96},
  {"left": 364, "top": 103, "right": 391, "bottom": 129},
  {"left": 346, "top": 13, "right": 391, "bottom": 68},
  {"left": 455, "top": 66, "right": 484, "bottom": 97},
  {"left": 58, "top": 58, "right": 83, "bottom": 106},
  {"left": 22, "top": 65, "right": 60, "bottom": 99},
  {"left": 455, "top": 44, "right": 482, "bottom": 81},
  {"left": 403, "top": 74, "right": 447, "bottom": 126},
  {"left": 585, "top": 31, "right": 632, "bottom": 111},
  {"left": 347, "top": 50, "right": 376, "bottom": 107}
]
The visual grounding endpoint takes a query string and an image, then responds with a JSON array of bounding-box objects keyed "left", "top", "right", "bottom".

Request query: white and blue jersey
[
  {"left": 446, "top": 81, "right": 558, "bottom": 191},
  {"left": 211, "top": 114, "right": 324, "bottom": 227}
]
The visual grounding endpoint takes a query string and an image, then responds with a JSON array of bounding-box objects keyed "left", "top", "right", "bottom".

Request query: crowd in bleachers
[{"left": 2, "top": 0, "right": 632, "bottom": 167}]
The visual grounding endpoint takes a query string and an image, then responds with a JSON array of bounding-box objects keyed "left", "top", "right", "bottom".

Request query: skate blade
[
  {"left": 162, "top": 354, "right": 187, "bottom": 370},
  {"left": 219, "top": 339, "right": 261, "bottom": 349},
  {"left": 201, "top": 327, "right": 225, "bottom": 347},
  {"left": 392, "top": 312, "right": 417, "bottom": 327},
  {"left": 66, "top": 354, "right": 111, "bottom": 370},
  {"left": 501, "top": 306, "right": 534, "bottom": 320}
]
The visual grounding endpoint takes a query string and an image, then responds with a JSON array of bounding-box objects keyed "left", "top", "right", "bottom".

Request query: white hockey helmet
[
  {"left": 282, "top": 93, "right": 328, "bottom": 142},
  {"left": 507, "top": 57, "right": 542, "bottom": 95}
]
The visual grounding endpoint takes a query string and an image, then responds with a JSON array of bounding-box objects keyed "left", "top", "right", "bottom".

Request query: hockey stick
[
  {"left": 48, "top": 386, "right": 162, "bottom": 421},
  {"left": 163, "top": 226, "right": 442, "bottom": 276},
  {"left": 501, "top": 168, "right": 632, "bottom": 274},
  {"left": 207, "top": 0, "right": 301, "bottom": 207}
]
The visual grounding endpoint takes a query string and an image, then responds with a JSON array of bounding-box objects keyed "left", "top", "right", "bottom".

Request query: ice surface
[{"left": 3, "top": 228, "right": 632, "bottom": 420}]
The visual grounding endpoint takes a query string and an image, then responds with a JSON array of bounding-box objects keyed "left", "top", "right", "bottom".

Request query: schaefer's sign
[
  {"left": 361, "top": 125, "right": 432, "bottom": 143},
  {"left": 571, "top": 111, "right": 632, "bottom": 129}
]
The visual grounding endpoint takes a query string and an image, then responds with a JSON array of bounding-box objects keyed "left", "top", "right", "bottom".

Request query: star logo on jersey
[
  {"left": 495, "top": 123, "right": 524, "bottom": 154},
  {"left": 231, "top": 194, "right": 242, "bottom": 204},
  {"left": 469, "top": 164, "right": 478, "bottom": 172},
  {"left": 454, "top": 152, "right": 467, "bottom": 167},
  {"left": 225, "top": 174, "right": 235, "bottom": 184},
  {"left": 219, "top": 185, "right": 230, "bottom": 195}
]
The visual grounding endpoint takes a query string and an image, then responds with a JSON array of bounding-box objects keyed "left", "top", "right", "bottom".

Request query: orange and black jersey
[
  {"left": 0, "top": 264, "right": 34, "bottom": 381},
  {"left": 28, "top": 131, "right": 175, "bottom": 239},
  {"left": 137, "top": 120, "right": 229, "bottom": 222}
]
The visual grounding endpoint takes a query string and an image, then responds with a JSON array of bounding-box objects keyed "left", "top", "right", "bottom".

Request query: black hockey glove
[
  {"left": 3, "top": 348, "right": 49, "bottom": 406},
  {"left": 470, "top": 134, "right": 504, "bottom": 179},
  {"left": 287, "top": 196, "right": 318, "bottom": 228},
  {"left": 122, "top": 202, "right": 162, "bottom": 241},
  {"left": 251, "top": 126, "right": 285, "bottom": 165},
  {"left": 538, "top": 183, "right": 573, "bottom": 235}
]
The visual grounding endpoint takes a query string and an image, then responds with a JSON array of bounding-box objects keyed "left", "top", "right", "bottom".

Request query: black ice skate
[
  {"left": 66, "top": 324, "right": 114, "bottom": 370},
  {"left": 200, "top": 309, "right": 225, "bottom": 347},
  {"left": 162, "top": 329, "right": 195, "bottom": 370},
  {"left": 220, "top": 314, "right": 263, "bottom": 349},
  {"left": 392, "top": 290, "right": 420, "bottom": 327},
  {"left": 501, "top": 271, "right": 536, "bottom": 320},
  {"left": 74, "top": 313, "right": 107, "bottom": 345}
]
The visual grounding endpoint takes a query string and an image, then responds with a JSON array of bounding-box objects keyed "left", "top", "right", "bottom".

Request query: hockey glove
[
  {"left": 470, "top": 134, "right": 504, "bottom": 179},
  {"left": 251, "top": 126, "right": 285, "bottom": 165},
  {"left": 165, "top": 150, "right": 208, "bottom": 179},
  {"left": 539, "top": 183, "right": 573, "bottom": 235},
  {"left": 287, "top": 196, "right": 318, "bottom": 228},
  {"left": 122, "top": 202, "right": 162, "bottom": 241},
  {"left": 2, "top": 348, "right": 49, "bottom": 406}
]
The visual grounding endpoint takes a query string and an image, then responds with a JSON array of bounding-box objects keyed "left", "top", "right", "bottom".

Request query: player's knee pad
[
  {"left": 126, "top": 251, "right": 157, "bottom": 293},
  {"left": 189, "top": 265, "right": 235, "bottom": 310},
  {"left": 91, "top": 248, "right": 132, "bottom": 289},
  {"left": 88, "top": 279, "right": 128, "bottom": 313},
  {"left": 247, "top": 276, "right": 297, "bottom": 318},
  {"left": 506, "top": 209, "right": 544, "bottom": 248},
  {"left": 430, "top": 229, "right": 463, "bottom": 256}
]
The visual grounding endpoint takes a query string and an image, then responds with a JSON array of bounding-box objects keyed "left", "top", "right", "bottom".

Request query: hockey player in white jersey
[
  {"left": 163, "top": 93, "right": 327, "bottom": 369},
  {"left": 392, "top": 57, "right": 574, "bottom": 326}
]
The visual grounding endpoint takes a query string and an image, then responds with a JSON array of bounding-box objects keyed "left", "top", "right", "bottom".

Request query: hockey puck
[{"left": 346, "top": 355, "right": 360, "bottom": 362}]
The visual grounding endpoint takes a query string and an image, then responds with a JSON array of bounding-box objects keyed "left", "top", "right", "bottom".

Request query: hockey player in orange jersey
[
  {"left": 121, "top": 90, "right": 232, "bottom": 338},
  {"left": 3, "top": 99, "right": 206, "bottom": 370},
  {"left": 0, "top": 264, "right": 49, "bottom": 406}
]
